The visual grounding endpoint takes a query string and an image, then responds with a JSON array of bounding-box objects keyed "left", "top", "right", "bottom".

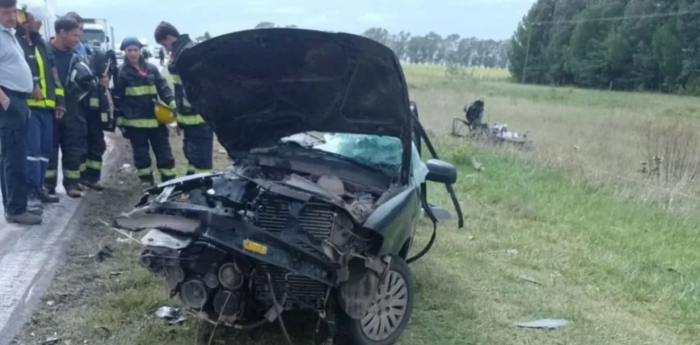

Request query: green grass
[
  {"left": 27, "top": 145, "right": 700, "bottom": 345},
  {"left": 20, "top": 64, "right": 700, "bottom": 345},
  {"left": 419, "top": 148, "right": 700, "bottom": 344}
]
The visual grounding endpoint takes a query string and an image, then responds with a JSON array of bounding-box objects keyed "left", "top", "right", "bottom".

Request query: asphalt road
[{"left": 0, "top": 137, "right": 116, "bottom": 345}]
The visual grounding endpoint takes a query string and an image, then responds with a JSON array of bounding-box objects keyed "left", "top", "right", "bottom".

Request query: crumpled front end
[{"left": 115, "top": 167, "right": 395, "bottom": 326}]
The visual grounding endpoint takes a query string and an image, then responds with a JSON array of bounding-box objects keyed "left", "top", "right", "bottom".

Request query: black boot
[{"left": 39, "top": 188, "right": 60, "bottom": 203}]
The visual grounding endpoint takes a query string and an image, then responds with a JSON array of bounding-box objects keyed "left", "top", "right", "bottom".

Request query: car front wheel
[{"left": 336, "top": 256, "right": 415, "bottom": 345}]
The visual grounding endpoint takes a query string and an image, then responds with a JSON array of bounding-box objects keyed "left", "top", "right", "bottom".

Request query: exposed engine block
[{"left": 253, "top": 195, "right": 334, "bottom": 309}]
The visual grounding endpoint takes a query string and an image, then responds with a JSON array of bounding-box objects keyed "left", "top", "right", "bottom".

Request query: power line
[{"left": 531, "top": 8, "right": 700, "bottom": 26}]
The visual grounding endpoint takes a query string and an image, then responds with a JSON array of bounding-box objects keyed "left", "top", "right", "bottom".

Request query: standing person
[
  {"left": 63, "top": 11, "right": 93, "bottom": 189},
  {"left": 114, "top": 37, "right": 177, "bottom": 187},
  {"left": 158, "top": 47, "right": 164, "bottom": 66},
  {"left": 0, "top": 0, "right": 42, "bottom": 224},
  {"left": 16, "top": 5, "right": 63, "bottom": 204},
  {"left": 155, "top": 21, "right": 213, "bottom": 175},
  {"left": 44, "top": 16, "right": 87, "bottom": 198},
  {"left": 65, "top": 12, "right": 87, "bottom": 58},
  {"left": 81, "top": 49, "right": 113, "bottom": 191}
]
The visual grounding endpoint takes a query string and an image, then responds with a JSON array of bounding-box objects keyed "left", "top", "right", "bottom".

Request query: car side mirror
[{"left": 425, "top": 159, "right": 457, "bottom": 184}]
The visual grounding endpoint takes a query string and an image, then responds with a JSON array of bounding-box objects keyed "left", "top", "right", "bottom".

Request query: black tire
[{"left": 336, "top": 256, "right": 415, "bottom": 345}]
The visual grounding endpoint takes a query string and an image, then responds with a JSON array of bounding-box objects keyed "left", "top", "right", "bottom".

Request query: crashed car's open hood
[{"left": 176, "top": 29, "right": 414, "bottom": 165}]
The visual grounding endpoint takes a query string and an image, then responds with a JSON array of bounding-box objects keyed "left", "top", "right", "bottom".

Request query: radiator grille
[{"left": 253, "top": 196, "right": 334, "bottom": 308}]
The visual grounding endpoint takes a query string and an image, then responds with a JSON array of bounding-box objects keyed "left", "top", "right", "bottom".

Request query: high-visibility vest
[{"left": 27, "top": 46, "right": 64, "bottom": 109}]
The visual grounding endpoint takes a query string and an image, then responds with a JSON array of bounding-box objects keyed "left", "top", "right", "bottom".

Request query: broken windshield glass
[{"left": 313, "top": 133, "right": 428, "bottom": 185}]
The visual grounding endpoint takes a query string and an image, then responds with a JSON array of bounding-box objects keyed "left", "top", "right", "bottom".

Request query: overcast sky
[{"left": 55, "top": 0, "right": 536, "bottom": 45}]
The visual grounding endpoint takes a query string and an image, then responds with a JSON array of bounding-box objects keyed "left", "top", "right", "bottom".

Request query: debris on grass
[
  {"left": 515, "top": 319, "right": 568, "bottom": 330},
  {"left": 485, "top": 248, "right": 519, "bottom": 255},
  {"left": 93, "top": 326, "right": 110, "bottom": 335},
  {"left": 518, "top": 274, "right": 541, "bottom": 285},
  {"left": 471, "top": 157, "right": 485, "bottom": 172},
  {"left": 97, "top": 246, "right": 114, "bottom": 261},
  {"left": 76, "top": 246, "right": 113, "bottom": 262},
  {"left": 97, "top": 218, "right": 141, "bottom": 245},
  {"left": 155, "top": 306, "right": 188, "bottom": 325},
  {"left": 40, "top": 336, "right": 61, "bottom": 345},
  {"left": 118, "top": 163, "right": 135, "bottom": 173}
]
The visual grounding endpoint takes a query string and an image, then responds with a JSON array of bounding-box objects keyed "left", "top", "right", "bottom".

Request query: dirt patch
[
  {"left": 15, "top": 136, "right": 143, "bottom": 345},
  {"left": 14, "top": 134, "right": 235, "bottom": 345}
]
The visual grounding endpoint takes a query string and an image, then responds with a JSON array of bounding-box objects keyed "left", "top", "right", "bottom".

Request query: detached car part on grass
[
  {"left": 114, "top": 28, "right": 463, "bottom": 345},
  {"left": 451, "top": 118, "right": 533, "bottom": 150}
]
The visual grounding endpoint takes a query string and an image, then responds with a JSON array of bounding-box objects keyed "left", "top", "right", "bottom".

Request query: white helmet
[{"left": 19, "top": 0, "right": 55, "bottom": 21}]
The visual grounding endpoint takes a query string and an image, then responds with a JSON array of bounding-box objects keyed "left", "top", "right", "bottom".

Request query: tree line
[
  {"left": 509, "top": 0, "right": 700, "bottom": 93},
  {"left": 253, "top": 22, "right": 509, "bottom": 69}
]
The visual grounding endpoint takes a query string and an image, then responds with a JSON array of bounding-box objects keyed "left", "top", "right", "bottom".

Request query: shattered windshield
[
  {"left": 279, "top": 133, "right": 428, "bottom": 184},
  {"left": 313, "top": 133, "right": 403, "bottom": 169}
]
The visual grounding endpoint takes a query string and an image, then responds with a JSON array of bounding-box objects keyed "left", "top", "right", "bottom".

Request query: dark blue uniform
[
  {"left": 113, "top": 61, "right": 176, "bottom": 184},
  {"left": 44, "top": 44, "right": 86, "bottom": 194},
  {"left": 168, "top": 34, "right": 213, "bottom": 175}
]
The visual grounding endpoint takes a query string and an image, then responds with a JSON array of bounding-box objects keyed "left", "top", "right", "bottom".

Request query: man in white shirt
[{"left": 0, "top": 0, "right": 43, "bottom": 225}]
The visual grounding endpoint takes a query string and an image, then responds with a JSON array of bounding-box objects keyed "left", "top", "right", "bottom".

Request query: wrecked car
[{"left": 114, "top": 28, "right": 463, "bottom": 345}]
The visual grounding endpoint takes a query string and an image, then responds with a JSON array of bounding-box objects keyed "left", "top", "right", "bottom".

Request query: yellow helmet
[{"left": 154, "top": 100, "right": 176, "bottom": 125}]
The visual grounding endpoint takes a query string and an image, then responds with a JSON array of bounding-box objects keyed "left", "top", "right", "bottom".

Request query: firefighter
[
  {"left": 64, "top": 12, "right": 87, "bottom": 58},
  {"left": 155, "top": 21, "right": 213, "bottom": 175},
  {"left": 15, "top": 5, "right": 63, "bottom": 204},
  {"left": 113, "top": 37, "right": 177, "bottom": 187},
  {"left": 80, "top": 49, "right": 115, "bottom": 190},
  {"left": 45, "top": 16, "right": 88, "bottom": 198}
]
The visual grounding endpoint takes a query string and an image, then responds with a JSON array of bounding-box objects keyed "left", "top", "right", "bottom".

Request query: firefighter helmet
[
  {"left": 66, "top": 59, "right": 96, "bottom": 101},
  {"left": 154, "top": 100, "right": 176, "bottom": 125}
]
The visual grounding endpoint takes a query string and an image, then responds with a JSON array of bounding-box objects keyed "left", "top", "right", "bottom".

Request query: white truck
[
  {"left": 82, "top": 18, "right": 114, "bottom": 54},
  {"left": 26, "top": 1, "right": 115, "bottom": 56}
]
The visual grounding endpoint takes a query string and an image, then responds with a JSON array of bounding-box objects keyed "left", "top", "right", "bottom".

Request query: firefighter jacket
[
  {"left": 15, "top": 26, "right": 65, "bottom": 111},
  {"left": 113, "top": 60, "right": 176, "bottom": 128},
  {"left": 85, "top": 49, "right": 118, "bottom": 131},
  {"left": 167, "top": 34, "right": 205, "bottom": 126}
]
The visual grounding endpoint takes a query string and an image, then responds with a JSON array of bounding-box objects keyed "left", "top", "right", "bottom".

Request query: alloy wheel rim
[{"left": 360, "top": 270, "right": 409, "bottom": 341}]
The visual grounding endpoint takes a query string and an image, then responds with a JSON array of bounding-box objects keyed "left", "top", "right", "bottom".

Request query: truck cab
[{"left": 82, "top": 20, "right": 110, "bottom": 53}]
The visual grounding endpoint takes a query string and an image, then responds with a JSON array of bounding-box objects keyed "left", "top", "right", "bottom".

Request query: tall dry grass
[
  {"left": 405, "top": 65, "right": 700, "bottom": 213},
  {"left": 640, "top": 120, "right": 700, "bottom": 186}
]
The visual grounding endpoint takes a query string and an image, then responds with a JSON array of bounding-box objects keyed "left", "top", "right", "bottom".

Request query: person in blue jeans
[
  {"left": 16, "top": 6, "right": 64, "bottom": 204},
  {"left": 0, "top": 0, "right": 43, "bottom": 225}
]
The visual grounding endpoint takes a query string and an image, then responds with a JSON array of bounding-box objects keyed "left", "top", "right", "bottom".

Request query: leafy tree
[
  {"left": 195, "top": 31, "right": 212, "bottom": 43},
  {"left": 249, "top": 22, "right": 510, "bottom": 69},
  {"left": 255, "top": 22, "right": 275, "bottom": 29},
  {"left": 509, "top": 0, "right": 700, "bottom": 93}
]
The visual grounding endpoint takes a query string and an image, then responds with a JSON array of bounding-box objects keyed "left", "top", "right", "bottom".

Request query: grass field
[{"left": 18, "top": 65, "right": 700, "bottom": 345}]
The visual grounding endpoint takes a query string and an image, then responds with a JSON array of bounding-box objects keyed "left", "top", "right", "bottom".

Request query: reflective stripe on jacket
[
  {"left": 113, "top": 61, "right": 175, "bottom": 128},
  {"left": 15, "top": 27, "right": 65, "bottom": 111},
  {"left": 168, "top": 34, "right": 205, "bottom": 126}
]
